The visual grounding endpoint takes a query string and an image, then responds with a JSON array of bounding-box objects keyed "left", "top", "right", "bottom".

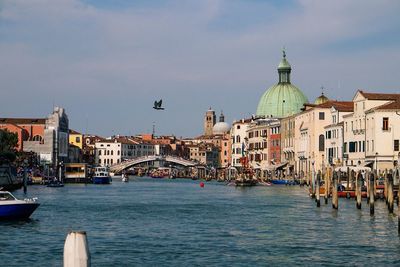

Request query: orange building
[{"left": 0, "top": 118, "right": 46, "bottom": 151}]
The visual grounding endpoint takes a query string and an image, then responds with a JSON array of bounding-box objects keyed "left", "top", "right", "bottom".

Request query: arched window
[
  {"left": 111, "top": 150, "right": 113, "bottom": 156},
  {"left": 98, "top": 150, "right": 102, "bottom": 156},
  {"left": 32, "top": 135, "right": 43, "bottom": 142},
  {"left": 319, "top": 134, "right": 325, "bottom": 152},
  {"left": 236, "top": 135, "right": 240, "bottom": 143}
]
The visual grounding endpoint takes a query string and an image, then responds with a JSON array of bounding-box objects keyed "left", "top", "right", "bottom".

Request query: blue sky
[{"left": 1, "top": 0, "right": 400, "bottom": 137}]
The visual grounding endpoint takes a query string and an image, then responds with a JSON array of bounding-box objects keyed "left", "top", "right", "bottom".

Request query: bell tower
[{"left": 204, "top": 107, "right": 216, "bottom": 136}]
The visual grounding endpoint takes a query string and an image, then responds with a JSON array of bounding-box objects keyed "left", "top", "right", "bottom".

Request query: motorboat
[
  {"left": 93, "top": 167, "right": 112, "bottom": 184},
  {"left": 47, "top": 180, "right": 64, "bottom": 187},
  {"left": 0, "top": 191, "right": 40, "bottom": 219}
]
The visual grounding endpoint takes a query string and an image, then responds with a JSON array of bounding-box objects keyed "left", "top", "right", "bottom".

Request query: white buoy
[{"left": 64, "top": 231, "right": 91, "bottom": 267}]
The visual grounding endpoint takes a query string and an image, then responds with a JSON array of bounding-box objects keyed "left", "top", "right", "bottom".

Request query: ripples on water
[{"left": 1, "top": 177, "right": 400, "bottom": 266}]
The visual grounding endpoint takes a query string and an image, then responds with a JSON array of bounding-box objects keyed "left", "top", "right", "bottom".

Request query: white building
[
  {"left": 324, "top": 103, "right": 353, "bottom": 166},
  {"left": 95, "top": 137, "right": 155, "bottom": 167},
  {"left": 343, "top": 91, "right": 400, "bottom": 171},
  {"left": 230, "top": 118, "right": 251, "bottom": 168}
]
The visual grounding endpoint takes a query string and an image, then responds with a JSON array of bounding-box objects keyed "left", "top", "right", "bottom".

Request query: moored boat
[
  {"left": 93, "top": 167, "right": 112, "bottom": 184},
  {"left": 0, "top": 191, "right": 40, "bottom": 220},
  {"left": 235, "top": 178, "right": 258, "bottom": 186}
]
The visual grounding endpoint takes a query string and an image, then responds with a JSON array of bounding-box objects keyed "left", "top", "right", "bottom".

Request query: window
[
  {"left": 117, "top": 150, "right": 120, "bottom": 155},
  {"left": 383, "top": 117, "right": 389, "bottom": 131},
  {"left": 344, "top": 142, "right": 347, "bottom": 153},
  {"left": 237, "top": 125, "right": 240, "bottom": 130},
  {"left": 395, "top": 140, "right": 399, "bottom": 151},
  {"left": 111, "top": 150, "right": 113, "bottom": 156},
  {"left": 236, "top": 135, "right": 241, "bottom": 143},
  {"left": 32, "top": 135, "right": 43, "bottom": 142},
  {"left": 363, "top": 141, "right": 365, "bottom": 152},
  {"left": 349, "top": 142, "right": 356, "bottom": 153},
  {"left": 98, "top": 150, "right": 102, "bottom": 155},
  {"left": 76, "top": 137, "right": 80, "bottom": 143},
  {"left": 319, "top": 134, "right": 325, "bottom": 151},
  {"left": 319, "top": 112, "right": 325, "bottom": 120}
]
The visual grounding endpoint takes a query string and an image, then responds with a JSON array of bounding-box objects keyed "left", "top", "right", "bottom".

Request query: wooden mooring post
[
  {"left": 324, "top": 168, "right": 329, "bottom": 205},
  {"left": 388, "top": 171, "right": 394, "bottom": 214},
  {"left": 332, "top": 171, "right": 338, "bottom": 210},
  {"left": 316, "top": 171, "right": 321, "bottom": 207},
  {"left": 366, "top": 171, "right": 370, "bottom": 204},
  {"left": 356, "top": 171, "right": 362, "bottom": 209},
  {"left": 369, "top": 172, "right": 375, "bottom": 215},
  {"left": 384, "top": 170, "right": 388, "bottom": 203}
]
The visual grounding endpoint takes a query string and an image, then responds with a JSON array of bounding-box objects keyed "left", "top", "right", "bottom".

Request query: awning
[
  {"left": 263, "top": 162, "right": 288, "bottom": 171},
  {"left": 334, "top": 166, "right": 371, "bottom": 172}
]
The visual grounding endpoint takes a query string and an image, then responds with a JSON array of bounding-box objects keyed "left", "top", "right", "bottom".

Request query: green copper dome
[{"left": 256, "top": 50, "right": 309, "bottom": 118}]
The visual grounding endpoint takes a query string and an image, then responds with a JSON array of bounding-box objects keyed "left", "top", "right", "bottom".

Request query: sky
[{"left": 1, "top": 0, "right": 400, "bottom": 138}]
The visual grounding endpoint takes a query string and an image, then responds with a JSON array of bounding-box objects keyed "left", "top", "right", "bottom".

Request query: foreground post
[
  {"left": 316, "top": 171, "right": 321, "bottom": 207},
  {"left": 384, "top": 170, "right": 388, "bottom": 203},
  {"left": 324, "top": 168, "right": 329, "bottom": 205},
  {"left": 64, "top": 231, "right": 91, "bottom": 267},
  {"left": 388, "top": 171, "right": 394, "bottom": 214},
  {"left": 332, "top": 171, "right": 338, "bottom": 209},
  {"left": 366, "top": 171, "right": 370, "bottom": 204},
  {"left": 369, "top": 172, "right": 375, "bottom": 215},
  {"left": 356, "top": 172, "right": 362, "bottom": 209}
]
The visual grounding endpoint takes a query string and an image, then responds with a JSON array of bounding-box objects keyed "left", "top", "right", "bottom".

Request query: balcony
[
  {"left": 352, "top": 129, "right": 365, "bottom": 135},
  {"left": 382, "top": 127, "right": 391, "bottom": 132}
]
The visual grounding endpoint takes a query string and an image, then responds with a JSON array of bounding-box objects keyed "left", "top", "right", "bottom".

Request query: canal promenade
[{"left": 1, "top": 178, "right": 399, "bottom": 266}]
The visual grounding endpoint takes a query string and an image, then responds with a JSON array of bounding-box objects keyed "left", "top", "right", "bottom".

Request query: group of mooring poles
[{"left": 311, "top": 167, "right": 400, "bottom": 234}]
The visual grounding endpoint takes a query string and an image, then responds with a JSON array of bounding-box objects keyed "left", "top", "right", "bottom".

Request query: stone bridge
[{"left": 110, "top": 155, "right": 199, "bottom": 174}]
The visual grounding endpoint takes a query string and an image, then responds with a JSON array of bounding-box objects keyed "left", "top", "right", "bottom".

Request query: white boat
[
  {"left": 0, "top": 191, "right": 40, "bottom": 219},
  {"left": 93, "top": 167, "right": 112, "bottom": 184}
]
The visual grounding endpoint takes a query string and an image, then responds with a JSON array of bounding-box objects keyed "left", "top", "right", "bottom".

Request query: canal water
[{"left": 1, "top": 177, "right": 399, "bottom": 266}]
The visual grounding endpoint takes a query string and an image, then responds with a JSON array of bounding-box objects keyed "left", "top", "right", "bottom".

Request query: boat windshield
[{"left": 0, "top": 192, "right": 15, "bottom": 201}]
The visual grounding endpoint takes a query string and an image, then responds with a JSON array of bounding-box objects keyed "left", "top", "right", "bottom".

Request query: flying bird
[{"left": 153, "top": 99, "right": 165, "bottom": 110}]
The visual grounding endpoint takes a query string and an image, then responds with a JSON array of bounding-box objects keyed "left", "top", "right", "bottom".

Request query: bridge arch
[{"left": 110, "top": 155, "right": 200, "bottom": 174}]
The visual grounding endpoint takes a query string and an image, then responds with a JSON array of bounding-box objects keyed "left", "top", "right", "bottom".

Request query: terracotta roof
[
  {"left": 315, "top": 101, "right": 354, "bottom": 112},
  {"left": 359, "top": 90, "right": 400, "bottom": 101},
  {"left": 0, "top": 118, "right": 46, "bottom": 124},
  {"left": 371, "top": 97, "right": 400, "bottom": 111}
]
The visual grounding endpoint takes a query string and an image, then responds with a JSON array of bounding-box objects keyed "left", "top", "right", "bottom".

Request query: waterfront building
[
  {"left": 246, "top": 119, "right": 269, "bottom": 172},
  {"left": 82, "top": 134, "right": 106, "bottom": 165},
  {"left": 294, "top": 101, "right": 350, "bottom": 176},
  {"left": 95, "top": 136, "right": 155, "bottom": 167},
  {"left": 187, "top": 143, "right": 219, "bottom": 167},
  {"left": 343, "top": 90, "right": 400, "bottom": 171},
  {"left": 188, "top": 109, "right": 231, "bottom": 168},
  {"left": 324, "top": 103, "right": 354, "bottom": 166},
  {"left": 256, "top": 50, "right": 308, "bottom": 118},
  {"left": 0, "top": 106, "right": 69, "bottom": 167},
  {"left": 69, "top": 129, "right": 83, "bottom": 149},
  {"left": 230, "top": 118, "right": 251, "bottom": 169},
  {"left": 280, "top": 114, "right": 296, "bottom": 174}
]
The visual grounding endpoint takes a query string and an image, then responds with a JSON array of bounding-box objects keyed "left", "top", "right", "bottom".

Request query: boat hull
[
  {"left": 93, "top": 177, "right": 112, "bottom": 184},
  {"left": 0, "top": 203, "right": 40, "bottom": 220}
]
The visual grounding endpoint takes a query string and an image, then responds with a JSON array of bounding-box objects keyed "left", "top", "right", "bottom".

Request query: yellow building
[{"left": 69, "top": 129, "right": 83, "bottom": 149}]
